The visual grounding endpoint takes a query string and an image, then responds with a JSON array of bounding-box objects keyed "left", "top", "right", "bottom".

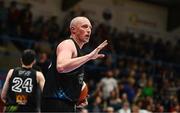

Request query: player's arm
[
  {"left": 1, "top": 69, "right": 14, "bottom": 103},
  {"left": 36, "top": 71, "right": 45, "bottom": 91},
  {"left": 57, "top": 40, "right": 108, "bottom": 73}
]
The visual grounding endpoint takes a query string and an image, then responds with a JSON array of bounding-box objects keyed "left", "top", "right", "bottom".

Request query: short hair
[
  {"left": 69, "top": 16, "right": 89, "bottom": 29},
  {"left": 21, "top": 49, "right": 36, "bottom": 65}
]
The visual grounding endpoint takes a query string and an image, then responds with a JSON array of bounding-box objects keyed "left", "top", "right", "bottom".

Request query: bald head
[
  {"left": 69, "top": 16, "right": 92, "bottom": 46},
  {"left": 70, "top": 16, "right": 91, "bottom": 29}
]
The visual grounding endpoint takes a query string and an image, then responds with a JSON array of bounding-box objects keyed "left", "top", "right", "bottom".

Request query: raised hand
[{"left": 89, "top": 40, "right": 108, "bottom": 60}]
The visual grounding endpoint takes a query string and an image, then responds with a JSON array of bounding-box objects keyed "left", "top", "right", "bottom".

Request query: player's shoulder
[
  {"left": 6, "top": 69, "right": 15, "bottom": 79},
  {"left": 57, "top": 39, "right": 74, "bottom": 48},
  {"left": 8, "top": 68, "right": 16, "bottom": 74},
  {"left": 36, "top": 71, "right": 43, "bottom": 76},
  {"left": 36, "top": 71, "right": 43, "bottom": 78},
  {"left": 9, "top": 69, "right": 14, "bottom": 72},
  {"left": 36, "top": 71, "right": 45, "bottom": 81}
]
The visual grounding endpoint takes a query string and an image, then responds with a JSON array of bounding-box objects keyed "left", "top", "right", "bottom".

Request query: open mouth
[{"left": 85, "top": 34, "right": 90, "bottom": 37}]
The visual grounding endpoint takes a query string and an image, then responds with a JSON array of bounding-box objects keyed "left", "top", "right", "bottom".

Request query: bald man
[{"left": 41, "top": 16, "right": 108, "bottom": 112}]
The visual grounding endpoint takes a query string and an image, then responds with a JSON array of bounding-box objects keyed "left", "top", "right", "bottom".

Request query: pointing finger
[{"left": 97, "top": 40, "right": 108, "bottom": 49}]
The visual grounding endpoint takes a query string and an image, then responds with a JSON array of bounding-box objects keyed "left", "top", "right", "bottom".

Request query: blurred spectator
[
  {"left": 19, "top": 3, "right": 33, "bottom": 39},
  {"left": 98, "top": 54, "right": 115, "bottom": 70},
  {"left": 107, "top": 89, "right": 121, "bottom": 111},
  {"left": 121, "top": 93, "right": 129, "bottom": 103},
  {"left": 32, "top": 16, "right": 45, "bottom": 40},
  {"left": 118, "top": 101, "right": 130, "bottom": 113},
  {"left": 97, "top": 69, "right": 118, "bottom": 100},
  {"left": 104, "top": 106, "right": 114, "bottom": 113},
  {"left": 88, "top": 94, "right": 103, "bottom": 112},
  {"left": 0, "top": 1, "right": 7, "bottom": 35},
  {"left": 142, "top": 79, "right": 154, "bottom": 97},
  {"left": 40, "top": 23, "right": 49, "bottom": 41},
  {"left": 138, "top": 72, "right": 147, "bottom": 88},
  {"left": 61, "top": 10, "right": 76, "bottom": 37},
  {"left": 155, "top": 103, "right": 164, "bottom": 113},
  {"left": 131, "top": 104, "right": 152, "bottom": 113},
  {"left": 36, "top": 51, "right": 50, "bottom": 78},
  {"left": 7, "top": 1, "right": 20, "bottom": 36},
  {"left": 123, "top": 77, "right": 136, "bottom": 103},
  {"left": 47, "top": 16, "right": 60, "bottom": 44}
]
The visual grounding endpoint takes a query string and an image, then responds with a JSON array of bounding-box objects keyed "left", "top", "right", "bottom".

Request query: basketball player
[
  {"left": 41, "top": 16, "right": 108, "bottom": 112},
  {"left": 1, "top": 49, "right": 45, "bottom": 112}
]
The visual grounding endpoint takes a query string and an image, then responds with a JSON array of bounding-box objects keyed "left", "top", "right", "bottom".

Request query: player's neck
[
  {"left": 22, "top": 64, "right": 33, "bottom": 69},
  {"left": 70, "top": 35, "right": 84, "bottom": 49}
]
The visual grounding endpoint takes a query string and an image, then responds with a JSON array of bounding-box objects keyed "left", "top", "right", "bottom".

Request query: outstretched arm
[{"left": 57, "top": 40, "right": 108, "bottom": 73}]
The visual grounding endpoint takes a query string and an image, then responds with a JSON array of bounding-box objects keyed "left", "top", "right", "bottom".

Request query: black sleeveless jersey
[
  {"left": 43, "top": 38, "right": 84, "bottom": 103},
  {"left": 6, "top": 67, "right": 38, "bottom": 109}
]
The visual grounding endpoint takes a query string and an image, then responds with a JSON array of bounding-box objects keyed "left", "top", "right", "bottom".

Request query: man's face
[{"left": 75, "top": 18, "right": 92, "bottom": 43}]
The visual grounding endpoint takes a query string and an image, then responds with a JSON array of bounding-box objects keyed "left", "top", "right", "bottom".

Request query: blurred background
[{"left": 0, "top": 0, "right": 180, "bottom": 112}]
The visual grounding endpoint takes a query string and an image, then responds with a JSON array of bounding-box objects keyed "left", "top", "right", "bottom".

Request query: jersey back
[{"left": 6, "top": 67, "right": 38, "bottom": 111}]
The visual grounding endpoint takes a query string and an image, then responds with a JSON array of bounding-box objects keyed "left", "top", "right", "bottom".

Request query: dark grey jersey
[{"left": 43, "top": 38, "right": 84, "bottom": 103}]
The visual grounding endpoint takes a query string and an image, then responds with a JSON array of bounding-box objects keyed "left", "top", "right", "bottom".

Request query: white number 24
[{"left": 12, "top": 77, "right": 33, "bottom": 93}]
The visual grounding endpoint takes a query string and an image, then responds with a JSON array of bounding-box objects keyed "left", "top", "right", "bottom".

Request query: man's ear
[
  {"left": 33, "top": 60, "right": 36, "bottom": 65},
  {"left": 71, "top": 26, "right": 75, "bottom": 30},
  {"left": 71, "top": 27, "right": 76, "bottom": 34}
]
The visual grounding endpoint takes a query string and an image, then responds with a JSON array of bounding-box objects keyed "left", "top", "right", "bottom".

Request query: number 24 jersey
[{"left": 6, "top": 67, "right": 38, "bottom": 107}]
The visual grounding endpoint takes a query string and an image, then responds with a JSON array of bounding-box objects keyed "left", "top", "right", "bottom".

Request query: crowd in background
[{"left": 0, "top": 1, "right": 180, "bottom": 113}]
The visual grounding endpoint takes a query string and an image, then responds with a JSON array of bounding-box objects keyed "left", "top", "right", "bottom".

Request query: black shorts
[{"left": 41, "top": 98, "right": 76, "bottom": 112}]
